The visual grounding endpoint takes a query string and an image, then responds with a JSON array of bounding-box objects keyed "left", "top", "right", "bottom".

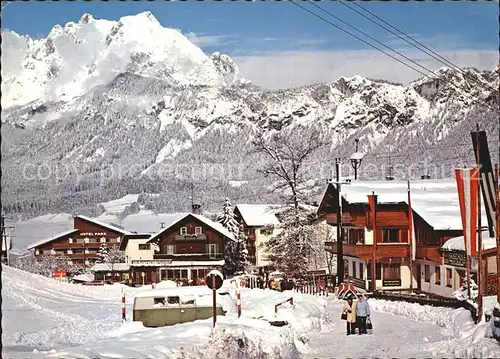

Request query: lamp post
[{"left": 350, "top": 139, "right": 363, "bottom": 181}]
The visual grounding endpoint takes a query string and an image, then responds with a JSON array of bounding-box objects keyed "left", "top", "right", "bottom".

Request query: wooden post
[
  {"left": 495, "top": 164, "right": 500, "bottom": 303},
  {"left": 212, "top": 275, "right": 217, "bottom": 328},
  {"left": 476, "top": 124, "right": 483, "bottom": 320}
]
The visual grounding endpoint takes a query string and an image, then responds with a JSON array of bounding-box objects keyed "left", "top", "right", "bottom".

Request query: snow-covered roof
[
  {"left": 148, "top": 213, "right": 236, "bottom": 243},
  {"left": 131, "top": 260, "right": 225, "bottom": 267},
  {"left": 441, "top": 230, "right": 497, "bottom": 252},
  {"left": 76, "top": 215, "right": 132, "bottom": 235},
  {"left": 234, "top": 204, "right": 281, "bottom": 227},
  {"left": 89, "top": 263, "right": 131, "bottom": 272},
  {"left": 339, "top": 179, "right": 489, "bottom": 231},
  {"left": 27, "top": 229, "right": 79, "bottom": 250}
]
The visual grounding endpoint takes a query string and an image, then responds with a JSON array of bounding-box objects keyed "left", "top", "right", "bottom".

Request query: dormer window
[
  {"left": 180, "top": 227, "right": 187, "bottom": 235},
  {"left": 195, "top": 227, "right": 202, "bottom": 235}
]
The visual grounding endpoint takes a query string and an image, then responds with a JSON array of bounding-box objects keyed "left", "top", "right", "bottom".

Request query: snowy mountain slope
[{"left": 1, "top": 12, "right": 498, "bottom": 219}]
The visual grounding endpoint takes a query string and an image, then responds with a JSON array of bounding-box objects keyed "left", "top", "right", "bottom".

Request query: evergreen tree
[
  {"left": 96, "top": 243, "right": 110, "bottom": 263},
  {"left": 216, "top": 198, "right": 240, "bottom": 235},
  {"left": 217, "top": 198, "right": 248, "bottom": 277}
]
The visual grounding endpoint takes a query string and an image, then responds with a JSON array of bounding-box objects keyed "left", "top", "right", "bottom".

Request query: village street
[{"left": 302, "top": 299, "right": 451, "bottom": 359}]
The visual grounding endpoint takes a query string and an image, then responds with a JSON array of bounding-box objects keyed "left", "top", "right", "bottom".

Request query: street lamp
[{"left": 350, "top": 139, "right": 364, "bottom": 181}]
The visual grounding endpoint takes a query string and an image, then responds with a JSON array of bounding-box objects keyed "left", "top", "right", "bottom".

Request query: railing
[
  {"left": 153, "top": 253, "right": 224, "bottom": 261},
  {"left": 52, "top": 242, "right": 119, "bottom": 249},
  {"left": 324, "top": 242, "right": 409, "bottom": 259},
  {"left": 174, "top": 234, "right": 207, "bottom": 241},
  {"left": 368, "top": 290, "right": 478, "bottom": 322}
]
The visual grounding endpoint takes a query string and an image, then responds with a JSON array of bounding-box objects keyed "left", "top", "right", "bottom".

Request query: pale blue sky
[{"left": 2, "top": 1, "right": 497, "bottom": 88}]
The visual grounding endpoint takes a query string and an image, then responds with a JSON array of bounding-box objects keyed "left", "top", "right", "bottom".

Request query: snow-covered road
[{"left": 302, "top": 299, "right": 449, "bottom": 358}]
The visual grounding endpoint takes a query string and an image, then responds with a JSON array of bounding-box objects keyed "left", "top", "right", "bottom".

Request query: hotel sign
[{"left": 79, "top": 232, "right": 107, "bottom": 237}]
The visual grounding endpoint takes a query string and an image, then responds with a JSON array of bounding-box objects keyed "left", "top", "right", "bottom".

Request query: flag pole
[
  {"left": 495, "top": 164, "right": 500, "bottom": 303},
  {"left": 408, "top": 180, "right": 414, "bottom": 294},
  {"left": 476, "top": 124, "right": 483, "bottom": 321}
]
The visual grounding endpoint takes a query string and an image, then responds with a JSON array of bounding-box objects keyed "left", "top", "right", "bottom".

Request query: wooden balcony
[
  {"left": 325, "top": 241, "right": 409, "bottom": 260},
  {"left": 52, "top": 242, "right": 119, "bottom": 249},
  {"left": 153, "top": 253, "right": 224, "bottom": 261},
  {"left": 174, "top": 234, "right": 208, "bottom": 241},
  {"left": 416, "top": 246, "right": 442, "bottom": 262}
]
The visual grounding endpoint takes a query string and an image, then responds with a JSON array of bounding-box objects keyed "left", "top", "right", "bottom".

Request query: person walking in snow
[
  {"left": 342, "top": 295, "right": 357, "bottom": 335},
  {"left": 356, "top": 294, "right": 370, "bottom": 335}
]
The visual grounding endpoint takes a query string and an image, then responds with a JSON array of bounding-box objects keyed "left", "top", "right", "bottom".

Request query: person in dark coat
[{"left": 356, "top": 294, "right": 370, "bottom": 335}]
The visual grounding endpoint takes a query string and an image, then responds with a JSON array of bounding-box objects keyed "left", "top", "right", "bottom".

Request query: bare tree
[
  {"left": 12, "top": 252, "right": 70, "bottom": 277},
  {"left": 252, "top": 127, "right": 326, "bottom": 278},
  {"left": 106, "top": 246, "right": 125, "bottom": 281},
  {"left": 251, "top": 127, "right": 325, "bottom": 213}
]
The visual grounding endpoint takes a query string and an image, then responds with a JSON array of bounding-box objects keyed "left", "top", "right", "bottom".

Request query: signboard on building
[
  {"left": 348, "top": 277, "right": 366, "bottom": 290},
  {"left": 79, "top": 232, "right": 107, "bottom": 236},
  {"left": 382, "top": 279, "right": 402, "bottom": 287},
  {"left": 443, "top": 251, "right": 466, "bottom": 268},
  {"left": 52, "top": 270, "right": 68, "bottom": 281}
]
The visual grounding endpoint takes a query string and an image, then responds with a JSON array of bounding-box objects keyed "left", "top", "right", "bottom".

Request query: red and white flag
[
  {"left": 407, "top": 180, "right": 416, "bottom": 261},
  {"left": 455, "top": 168, "right": 480, "bottom": 257},
  {"left": 368, "top": 193, "right": 378, "bottom": 250}
]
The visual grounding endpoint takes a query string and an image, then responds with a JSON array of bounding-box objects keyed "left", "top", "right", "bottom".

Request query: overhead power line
[
  {"left": 338, "top": 1, "right": 497, "bottom": 93},
  {"left": 304, "top": 1, "right": 439, "bottom": 79},
  {"left": 289, "top": 1, "right": 432, "bottom": 78}
]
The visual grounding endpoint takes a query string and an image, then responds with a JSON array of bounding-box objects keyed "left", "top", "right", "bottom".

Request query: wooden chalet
[
  {"left": 318, "top": 179, "right": 488, "bottom": 294},
  {"left": 124, "top": 206, "right": 236, "bottom": 285},
  {"left": 27, "top": 215, "right": 131, "bottom": 268}
]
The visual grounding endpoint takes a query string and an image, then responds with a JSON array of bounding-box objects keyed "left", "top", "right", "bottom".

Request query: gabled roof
[
  {"left": 234, "top": 204, "right": 281, "bottom": 227},
  {"left": 119, "top": 233, "right": 153, "bottom": 250},
  {"left": 75, "top": 215, "right": 132, "bottom": 235},
  {"left": 27, "top": 229, "right": 80, "bottom": 250},
  {"left": 316, "top": 179, "right": 488, "bottom": 231},
  {"left": 147, "top": 213, "right": 236, "bottom": 243}
]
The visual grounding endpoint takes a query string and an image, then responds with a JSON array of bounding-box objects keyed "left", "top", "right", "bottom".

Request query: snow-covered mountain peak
[
  {"left": 79, "top": 13, "right": 94, "bottom": 24},
  {"left": 0, "top": 11, "right": 240, "bottom": 109}
]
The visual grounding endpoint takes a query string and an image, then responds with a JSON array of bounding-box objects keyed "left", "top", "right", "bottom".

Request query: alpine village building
[
  {"left": 317, "top": 178, "right": 495, "bottom": 297},
  {"left": 233, "top": 204, "right": 281, "bottom": 271},
  {"left": 27, "top": 206, "right": 236, "bottom": 285}
]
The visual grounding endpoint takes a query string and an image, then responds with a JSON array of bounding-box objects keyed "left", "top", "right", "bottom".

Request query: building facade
[
  {"left": 27, "top": 215, "right": 130, "bottom": 268},
  {"left": 233, "top": 204, "right": 281, "bottom": 269},
  {"left": 123, "top": 211, "right": 235, "bottom": 285},
  {"left": 318, "top": 179, "right": 488, "bottom": 295}
]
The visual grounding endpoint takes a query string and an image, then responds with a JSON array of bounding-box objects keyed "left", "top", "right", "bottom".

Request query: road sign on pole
[{"left": 206, "top": 269, "right": 224, "bottom": 327}]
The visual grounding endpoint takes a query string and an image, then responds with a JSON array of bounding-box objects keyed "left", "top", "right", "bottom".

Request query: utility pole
[
  {"left": 334, "top": 158, "right": 350, "bottom": 287},
  {"left": 1, "top": 214, "right": 14, "bottom": 266}
]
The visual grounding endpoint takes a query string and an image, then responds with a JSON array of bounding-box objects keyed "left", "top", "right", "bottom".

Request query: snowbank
[
  {"left": 4, "top": 266, "right": 329, "bottom": 358},
  {"left": 367, "top": 298, "right": 500, "bottom": 358}
]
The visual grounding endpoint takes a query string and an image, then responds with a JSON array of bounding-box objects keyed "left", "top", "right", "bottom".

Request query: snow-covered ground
[{"left": 3, "top": 265, "right": 500, "bottom": 358}]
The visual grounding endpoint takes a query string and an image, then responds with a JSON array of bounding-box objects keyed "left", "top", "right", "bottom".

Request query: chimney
[{"left": 191, "top": 204, "right": 201, "bottom": 215}]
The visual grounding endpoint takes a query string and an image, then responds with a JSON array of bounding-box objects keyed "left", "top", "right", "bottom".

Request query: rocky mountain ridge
[{"left": 1, "top": 12, "right": 498, "bottom": 219}]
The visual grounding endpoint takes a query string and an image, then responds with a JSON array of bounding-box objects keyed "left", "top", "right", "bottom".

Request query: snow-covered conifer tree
[
  {"left": 96, "top": 243, "right": 110, "bottom": 263},
  {"left": 216, "top": 198, "right": 240, "bottom": 235},
  {"left": 217, "top": 198, "right": 248, "bottom": 277}
]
